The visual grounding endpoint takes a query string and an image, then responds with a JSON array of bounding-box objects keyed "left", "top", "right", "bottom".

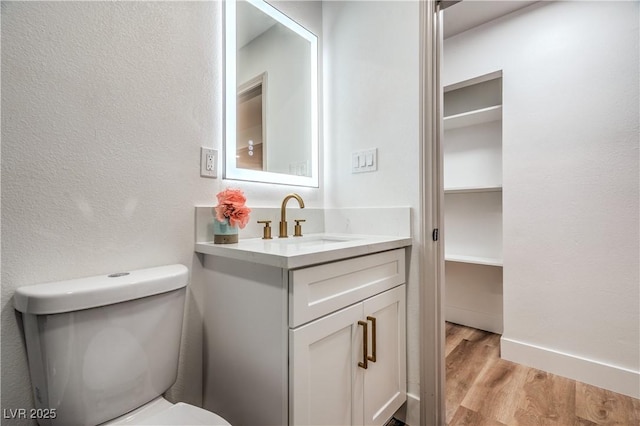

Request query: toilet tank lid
[{"left": 14, "top": 264, "right": 188, "bottom": 315}]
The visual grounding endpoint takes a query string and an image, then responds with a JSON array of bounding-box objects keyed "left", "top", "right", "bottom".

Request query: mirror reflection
[
  {"left": 237, "top": 73, "right": 265, "bottom": 171},
  {"left": 225, "top": 0, "right": 318, "bottom": 187}
]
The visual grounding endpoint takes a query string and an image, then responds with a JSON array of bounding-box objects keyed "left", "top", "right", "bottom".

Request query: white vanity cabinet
[
  {"left": 202, "top": 247, "right": 407, "bottom": 426},
  {"left": 290, "top": 284, "right": 406, "bottom": 425}
]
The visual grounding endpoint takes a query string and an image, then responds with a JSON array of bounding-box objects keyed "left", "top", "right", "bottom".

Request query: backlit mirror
[{"left": 224, "top": 0, "right": 319, "bottom": 187}]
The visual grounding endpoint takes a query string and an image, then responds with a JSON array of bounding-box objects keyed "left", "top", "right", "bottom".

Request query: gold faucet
[{"left": 279, "top": 193, "right": 305, "bottom": 238}]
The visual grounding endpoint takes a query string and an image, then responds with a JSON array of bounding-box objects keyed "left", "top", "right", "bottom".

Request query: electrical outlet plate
[{"left": 200, "top": 147, "right": 217, "bottom": 178}]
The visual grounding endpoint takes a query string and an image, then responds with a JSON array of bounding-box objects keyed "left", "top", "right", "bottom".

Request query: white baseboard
[
  {"left": 501, "top": 337, "right": 640, "bottom": 399},
  {"left": 445, "top": 306, "right": 503, "bottom": 334}
]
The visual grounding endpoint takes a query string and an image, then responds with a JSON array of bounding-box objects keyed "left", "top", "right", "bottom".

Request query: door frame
[{"left": 418, "top": 0, "right": 445, "bottom": 424}]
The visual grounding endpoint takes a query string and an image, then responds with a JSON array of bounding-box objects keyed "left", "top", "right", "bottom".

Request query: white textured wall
[
  {"left": 322, "top": 0, "right": 422, "bottom": 419},
  {"left": 444, "top": 1, "right": 639, "bottom": 396},
  {"left": 1, "top": 1, "right": 322, "bottom": 422}
]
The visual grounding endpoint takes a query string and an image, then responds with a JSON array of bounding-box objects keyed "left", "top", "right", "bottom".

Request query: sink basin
[{"left": 269, "top": 235, "right": 358, "bottom": 247}]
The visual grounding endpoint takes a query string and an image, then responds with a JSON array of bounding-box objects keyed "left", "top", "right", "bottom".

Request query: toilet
[{"left": 14, "top": 264, "right": 230, "bottom": 426}]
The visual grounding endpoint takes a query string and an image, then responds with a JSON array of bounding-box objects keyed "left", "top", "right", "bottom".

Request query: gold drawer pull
[
  {"left": 367, "top": 316, "right": 377, "bottom": 363},
  {"left": 358, "top": 320, "right": 368, "bottom": 369}
]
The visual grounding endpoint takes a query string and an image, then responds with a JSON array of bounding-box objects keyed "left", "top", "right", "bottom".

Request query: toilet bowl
[{"left": 14, "top": 264, "right": 230, "bottom": 426}]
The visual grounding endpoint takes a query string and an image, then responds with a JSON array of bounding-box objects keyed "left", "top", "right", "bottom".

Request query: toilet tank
[{"left": 14, "top": 265, "right": 189, "bottom": 426}]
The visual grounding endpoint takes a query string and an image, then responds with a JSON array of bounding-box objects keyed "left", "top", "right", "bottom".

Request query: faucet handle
[
  {"left": 257, "top": 220, "right": 273, "bottom": 240},
  {"left": 293, "top": 219, "right": 306, "bottom": 237}
]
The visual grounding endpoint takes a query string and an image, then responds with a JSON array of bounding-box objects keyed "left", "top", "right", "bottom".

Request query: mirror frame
[{"left": 224, "top": 0, "right": 319, "bottom": 187}]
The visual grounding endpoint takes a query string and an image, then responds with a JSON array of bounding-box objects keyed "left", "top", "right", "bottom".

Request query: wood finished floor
[{"left": 445, "top": 322, "right": 640, "bottom": 426}]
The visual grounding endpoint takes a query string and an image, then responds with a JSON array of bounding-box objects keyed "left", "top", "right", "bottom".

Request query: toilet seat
[
  {"left": 102, "top": 396, "right": 230, "bottom": 426},
  {"left": 128, "top": 403, "right": 230, "bottom": 426}
]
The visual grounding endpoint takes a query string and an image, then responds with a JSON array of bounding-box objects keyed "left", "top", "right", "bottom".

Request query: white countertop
[{"left": 195, "top": 233, "right": 412, "bottom": 269}]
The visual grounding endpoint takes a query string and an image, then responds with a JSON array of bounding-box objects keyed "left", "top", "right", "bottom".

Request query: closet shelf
[
  {"left": 444, "top": 185, "right": 502, "bottom": 194},
  {"left": 445, "top": 254, "right": 503, "bottom": 267},
  {"left": 444, "top": 105, "right": 502, "bottom": 130}
]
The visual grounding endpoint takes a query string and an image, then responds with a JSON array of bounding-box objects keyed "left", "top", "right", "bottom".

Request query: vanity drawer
[{"left": 289, "top": 248, "right": 405, "bottom": 328}]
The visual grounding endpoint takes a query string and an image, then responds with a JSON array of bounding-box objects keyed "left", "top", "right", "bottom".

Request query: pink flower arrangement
[{"left": 214, "top": 188, "right": 251, "bottom": 229}]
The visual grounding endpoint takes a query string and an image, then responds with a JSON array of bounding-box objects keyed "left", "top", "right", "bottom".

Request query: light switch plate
[
  {"left": 351, "top": 148, "right": 377, "bottom": 173},
  {"left": 200, "top": 147, "right": 217, "bottom": 178}
]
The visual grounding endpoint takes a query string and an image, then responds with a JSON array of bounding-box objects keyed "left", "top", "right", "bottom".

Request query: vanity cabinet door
[
  {"left": 289, "top": 303, "right": 365, "bottom": 426},
  {"left": 362, "top": 285, "right": 407, "bottom": 426},
  {"left": 289, "top": 285, "right": 407, "bottom": 426}
]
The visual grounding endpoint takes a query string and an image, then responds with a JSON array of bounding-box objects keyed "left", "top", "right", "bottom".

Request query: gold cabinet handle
[
  {"left": 358, "top": 320, "right": 368, "bottom": 369},
  {"left": 367, "top": 316, "right": 377, "bottom": 363}
]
